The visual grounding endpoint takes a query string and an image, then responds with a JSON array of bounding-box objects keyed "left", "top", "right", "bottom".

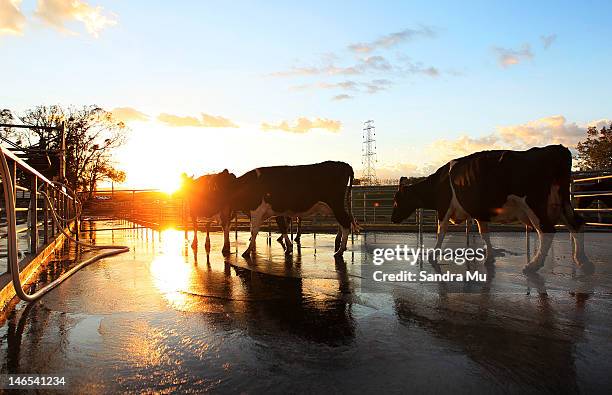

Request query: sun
[{"left": 159, "top": 173, "right": 182, "bottom": 194}]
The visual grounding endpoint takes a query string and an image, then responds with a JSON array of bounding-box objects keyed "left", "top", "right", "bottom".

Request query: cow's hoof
[
  {"left": 333, "top": 248, "right": 346, "bottom": 258},
  {"left": 294, "top": 236, "right": 301, "bottom": 244}
]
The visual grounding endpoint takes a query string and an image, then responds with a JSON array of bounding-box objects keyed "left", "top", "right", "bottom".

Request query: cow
[
  {"left": 182, "top": 174, "right": 305, "bottom": 255},
  {"left": 204, "top": 161, "right": 358, "bottom": 258},
  {"left": 391, "top": 145, "right": 594, "bottom": 274},
  {"left": 181, "top": 173, "right": 231, "bottom": 253}
]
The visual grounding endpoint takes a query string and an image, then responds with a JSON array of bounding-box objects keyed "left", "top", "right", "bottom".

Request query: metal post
[
  {"left": 11, "top": 160, "right": 16, "bottom": 205},
  {"left": 465, "top": 219, "right": 470, "bottom": 247},
  {"left": 350, "top": 189, "right": 354, "bottom": 244},
  {"left": 29, "top": 175, "right": 38, "bottom": 254},
  {"left": 597, "top": 178, "right": 602, "bottom": 224},
  {"left": 234, "top": 214, "right": 238, "bottom": 240},
  {"left": 59, "top": 121, "right": 66, "bottom": 180},
  {"left": 43, "top": 184, "right": 49, "bottom": 243},
  {"left": 131, "top": 190, "right": 135, "bottom": 227}
]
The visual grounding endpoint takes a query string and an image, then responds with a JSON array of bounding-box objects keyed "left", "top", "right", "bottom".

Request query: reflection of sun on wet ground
[{"left": 150, "top": 228, "right": 191, "bottom": 308}]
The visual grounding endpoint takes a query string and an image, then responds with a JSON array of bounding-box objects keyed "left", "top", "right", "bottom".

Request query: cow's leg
[
  {"left": 433, "top": 215, "right": 450, "bottom": 250},
  {"left": 475, "top": 220, "right": 494, "bottom": 263},
  {"left": 275, "top": 217, "right": 287, "bottom": 247},
  {"left": 221, "top": 222, "right": 230, "bottom": 256},
  {"left": 331, "top": 203, "right": 351, "bottom": 257},
  {"left": 560, "top": 202, "right": 594, "bottom": 274},
  {"left": 243, "top": 203, "right": 269, "bottom": 257},
  {"left": 294, "top": 217, "right": 302, "bottom": 243},
  {"left": 191, "top": 215, "right": 198, "bottom": 249},
  {"left": 275, "top": 216, "right": 292, "bottom": 254},
  {"left": 205, "top": 224, "right": 211, "bottom": 253},
  {"left": 524, "top": 223, "right": 554, "bottom": 273}
]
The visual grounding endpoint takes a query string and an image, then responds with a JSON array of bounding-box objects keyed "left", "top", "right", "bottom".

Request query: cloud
[
  {"left": 493, "top": 44, "right": 533, "bottom": 67},
  {"left": 111, "top": 107, "right": 149, "bottom": 123},
  {"left": 379, "top": 116, "right": 610, "bottom": 179},
  {"left": 273, "top": 55, "right": 438, "bottom": 79},
  {"left": 496, "top": 115, "right": 609, "bottom": 148},
  {"left": 157, "top": 113, "right": 238, "bottom": 128},
  {"left": 364, "top": 79, "right": 392, "bottom": 94},
  {"left": 376, "top": 162, "right": 421, "bottom": 181},
  {"left": 0, "top": 0, "right": 25, "bottom": 36},
  {"left": 348, "top": 26, "right": 437, "bottom": 53},
  {"left": 201, "top": 114, "right": 239, "bottom": 128},
  {"left": 261, "top": 117, "right": 341, "bottom": 133},
  {"left": 332, "top": 94, "right": 353, "bottom": 101},
  {"left": 292, "top": 79, "right": 392, "bottom": 95},
  {"left": 541, "top": 34, "right": 556, "bottom": 49},
  {"left": 35, "top": 0, "right": 117, "bottom": 37}
]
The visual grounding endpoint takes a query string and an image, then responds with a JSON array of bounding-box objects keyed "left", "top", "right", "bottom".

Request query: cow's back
[
  {"left": 234, "top": 161, "right": 353, "bottom": 213},
  {"left": 449, "top": 145, "right": 572, "bottom": 220}
]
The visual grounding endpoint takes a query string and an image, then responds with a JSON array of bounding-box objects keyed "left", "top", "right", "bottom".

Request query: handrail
[
  {"left": 0, "top": 144, "right": 129, "bottom": 302},
  {"left": 573, "top": 174, "right": 612, "bottom": 183},
  {"left": 0, "top": 144, "right": 71, "bottom": 198}
]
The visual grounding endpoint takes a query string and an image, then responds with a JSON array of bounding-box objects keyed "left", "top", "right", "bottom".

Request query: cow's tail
[{"left": 345, "top": 165, "right": 361, "bottom": 233}]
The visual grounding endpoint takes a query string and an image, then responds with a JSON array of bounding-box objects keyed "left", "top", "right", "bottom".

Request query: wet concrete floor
[{"left": 0, "top": 219, "right": 611, "bottom": 394}]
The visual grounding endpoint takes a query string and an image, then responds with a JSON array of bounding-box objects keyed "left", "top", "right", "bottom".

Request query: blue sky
[{"left": 1, "top": 0, "right": 611, "bottom": 188}]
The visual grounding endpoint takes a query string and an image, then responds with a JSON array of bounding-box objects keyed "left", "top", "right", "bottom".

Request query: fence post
[
  {"left": 29, "top": 175, "right": 38, "bottom": 254},
  {"left": 43, "top": 184, "right": 49, "bottom": 244}
]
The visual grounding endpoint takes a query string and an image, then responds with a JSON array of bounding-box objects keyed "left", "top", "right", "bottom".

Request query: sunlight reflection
[{"left": 150, "top": 228, "right": 191, "bottom": 308}]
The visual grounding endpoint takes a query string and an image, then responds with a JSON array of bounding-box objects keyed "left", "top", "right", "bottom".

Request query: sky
[{"left": 1, "top": 0, "right": 611, "bottom": 190}]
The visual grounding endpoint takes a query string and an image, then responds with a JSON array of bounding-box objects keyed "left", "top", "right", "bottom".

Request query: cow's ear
[
  {"left": 399, "top": 177, "right": 409, "bottom": 186},
  {"left": 222, "top": 169, "right": 229, "bottom": 174}
]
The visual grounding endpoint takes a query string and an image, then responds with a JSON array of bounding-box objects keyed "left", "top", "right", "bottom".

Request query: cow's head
[{"left": 391, "top": 176, "right": 420, "bottom": 223}]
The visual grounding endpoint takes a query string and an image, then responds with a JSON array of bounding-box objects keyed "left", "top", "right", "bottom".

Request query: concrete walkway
[{"left": 0, "top": 219, "right": 610, "bottom": 393}]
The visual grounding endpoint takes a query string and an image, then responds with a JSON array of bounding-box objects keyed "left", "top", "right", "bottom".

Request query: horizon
[{"left": 2, "top": 0, "right": 611, "bottom": 190}]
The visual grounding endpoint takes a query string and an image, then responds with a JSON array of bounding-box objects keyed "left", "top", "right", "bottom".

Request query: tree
[
  {"left": 2, "top": 105, "right": 126, "bottom": 195},
  {"left": 576, "top": 123, "right": 612, "bottom": 171}
]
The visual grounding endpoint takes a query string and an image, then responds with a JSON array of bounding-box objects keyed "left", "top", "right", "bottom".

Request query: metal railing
[
  {"left": 572, "top": 173, "right": 612, "bottom": 228},
  {"left": 0, "top": 144, "right": 77, "bottom": 272},
  {"left": 87, "top": 172, "right": 612, "bottom": 234}
]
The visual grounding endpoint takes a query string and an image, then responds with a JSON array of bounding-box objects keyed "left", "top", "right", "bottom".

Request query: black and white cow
[
  {"left": 205, "top": 161, "right": 357, "bottom": 257},
  {"left": 391, "top": 145, "right": 594, "bottom": 274}
]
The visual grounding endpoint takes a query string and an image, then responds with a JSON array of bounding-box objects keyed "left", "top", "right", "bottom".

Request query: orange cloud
[
  {"left": 0, "top": 0, "right": 25, "bottom": 36},
  {"left": 35, "top": 0, "right": 117, "bottom": 37},
  {"left": 493, "top": 44, "right": 533, "bottom": 67},
  {"left": 380, "top": 116, "right": 610, "bottom": 179},
  {"left": 261, "top": 117, "right": 341, "bottom": 133},
  {"left": 157, "top": 113, "right": 238, "bottom": 128},
  {"left": 111, "top": 107, "right": 149, "bottom": 123}
]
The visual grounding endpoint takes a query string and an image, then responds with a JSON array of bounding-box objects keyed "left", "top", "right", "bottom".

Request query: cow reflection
[
  {"left": 228, "top": 261, "right": 355, "bottom": 346},
  {"left": 393, "top": 286, "right": 586, "bottom": 392}
]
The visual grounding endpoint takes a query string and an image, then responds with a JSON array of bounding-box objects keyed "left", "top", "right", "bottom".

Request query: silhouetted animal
[
  {"left": 391, "top": 145, "right": 593, "bottom": 274},
  {"left": 201, "top": 161, "right": 357, "bottom": 257}
]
